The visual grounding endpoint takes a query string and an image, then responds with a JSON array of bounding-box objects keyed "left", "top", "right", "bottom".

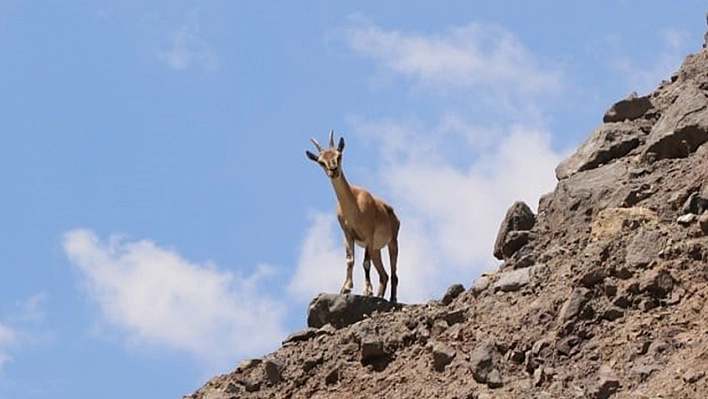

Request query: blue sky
[{"left": 0, "top": 1, "right": 705, "bottom": 398}]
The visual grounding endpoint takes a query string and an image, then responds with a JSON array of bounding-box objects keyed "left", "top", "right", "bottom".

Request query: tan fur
[{"left": 306, "top": 131, "right": 400, "bottom": 302}]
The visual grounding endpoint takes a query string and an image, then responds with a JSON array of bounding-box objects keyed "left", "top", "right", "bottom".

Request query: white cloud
[
  {"left": 63, "top": 229, "right": 285, "bottom": 367},
  {"left": 159, "top": 10, "right": 218, "bottom": 71},
  {"left": 294, "top": 120, "right": 562, "bottom": 304},
  {"left": 0, "top": 322, "right": 17, "bottom": 372},
  {"left": 341, "top": 15, "right": 562, "bottom": 99},
  {"left": 294, "top": 18, "right": 566, "bottom": 303},
  {"left": 0, "top": 293, "right": 48, "bottom": 373},
  {"left": 610, "top": 28, "right": 690, "bottom": 94},
  {"left": 288, "top": 212, "right": 343, "bottom": 300},
  {"left": 16, "top": 293, "right": 47, "bottom": 324}
]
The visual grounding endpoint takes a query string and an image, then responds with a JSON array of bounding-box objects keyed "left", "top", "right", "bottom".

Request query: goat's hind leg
[
  {"left": 370, "top": 249, "right": 389, "bottom": 298},
  {"left": 362, "top": 248, "right": 374, "bottom": 296}
]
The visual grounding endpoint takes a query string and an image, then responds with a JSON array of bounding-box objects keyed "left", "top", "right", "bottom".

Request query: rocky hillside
[{"left": 184, "top": 29, "right": 708, "bottom": 399}]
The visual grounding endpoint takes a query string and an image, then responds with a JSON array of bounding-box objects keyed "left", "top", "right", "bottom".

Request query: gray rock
[
  {"left": 643, "top": 85, "right": 708, "bottom": 161},
  {"left": 360, "top": 337, "right": 386, "bottom": 362},
  {"left": 630, "top": 363, "right": 662, "bottom": 380},
  {"left": 639, "top": 269, "right": 674, "bottom": 299},
  {"left": 625, "top": 229, "right": 663, "bottom": 268},
  {"left": 589, "top": 364, "right": 621, "bottom": 399},
  {"left": 700, "top": 213, "right": 708, "bottom": 234},
  {"left": 682, "top": 191, "right": 708, "bottom": 215},
  {"left": 237, "top": 358, "right": 262, "bottom": 372},
  {"left": 558, "top": 287, "right": 592, "bottom": 323},
  {"left": 282, "top": 328, "right": 318, "bottom": 344},
  {"left": 683, "top": 369, "right": 706, "bottom": 384},
  {"left": 556, "top": 122, "right": 642, "bottom": 180},
  {"left": 441, "top": 283, "right": 465, "bottom": 305},
  {"left": 486, "top": 368, "right": 504, "bottom": 389},
  {"left": 469, "top": 342, "right": 497, "bottom": 384},
  {"left": 493, "top": 201, "right": 536, "bottom": 260},
  {"left": 264, "top": 359, "right": 284, "bottom": 385},
  {"left": 471, "top": 275, "right": 491, "bottom": 296},
  {"left": 325, "top": 366, "right": 339, "bottom": 385},
  {"left": 494, "top": 267, "right": 532, "bottom": 292},
  {"left": 307, "top": 293, "right": 396, "bottom": 329},
  {"left": 431, "top": 342, "right": 456, "bottom": 371},
  {"left": 601, "top": 308, "right": 624, "bottom": 321},
  {"left": 441, "top": 309, "right": 466, "bottom": 326},
  {"left": 677, "top": 213, "right": 698, "bottom": 225},
  {"left": 603, "top": 93, "right": 653, "bottom": 123}
]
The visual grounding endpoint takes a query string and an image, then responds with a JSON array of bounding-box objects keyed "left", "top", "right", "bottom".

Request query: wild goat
[{"left": 306, "top": 131, "right": 400, "bottom": 302}]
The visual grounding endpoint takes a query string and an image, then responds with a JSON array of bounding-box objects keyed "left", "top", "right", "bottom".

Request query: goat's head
[{"left": 306, "top": 130, "right": 345, "bottom": 179}]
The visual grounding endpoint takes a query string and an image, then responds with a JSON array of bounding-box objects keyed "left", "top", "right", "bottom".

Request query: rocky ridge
[{"left": 185, "top": 28, "right": 708, "bottom": 399}]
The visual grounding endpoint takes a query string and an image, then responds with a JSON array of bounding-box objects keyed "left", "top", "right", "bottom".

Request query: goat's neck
[{"left": 331, "top": 171, "right": 360, "bottom": 220}]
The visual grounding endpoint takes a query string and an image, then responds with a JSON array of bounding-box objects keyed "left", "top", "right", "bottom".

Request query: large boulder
[
  {"left": 603, "top": 93, "right": 653, "bottom": 123},
  {"left": 307, "top": 293, "right": 396, "bottom": 329},
  {"left": 493, "top": 201, "right": 536, "bottom": 260},
  {"left": 555, "top": 121, "right": 643, "bottom": 180},
  {"left": 643, "top": 84, "right": 708, "bottom": 161}
]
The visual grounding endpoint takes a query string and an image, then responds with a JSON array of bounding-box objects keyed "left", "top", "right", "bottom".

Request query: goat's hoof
[{"left": 340, "top": 288, "right": 351, "bottom": 295}]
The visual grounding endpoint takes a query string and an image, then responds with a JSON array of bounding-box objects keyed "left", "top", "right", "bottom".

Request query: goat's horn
[
  {"left": 328, "top": 130, "right": 335, "bottom": 148},
  {"left": 310, "top": 138, "right": 324, "bottom": 152}
]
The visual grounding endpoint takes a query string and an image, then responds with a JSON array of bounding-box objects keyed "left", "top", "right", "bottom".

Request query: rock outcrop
[{"left": 183, "top": 19, "right": 708, "bottom": 399}]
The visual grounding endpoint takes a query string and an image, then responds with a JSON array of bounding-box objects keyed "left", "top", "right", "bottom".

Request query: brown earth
[{"left": 184, "top": 27, "right": 708, "bottom": 399}]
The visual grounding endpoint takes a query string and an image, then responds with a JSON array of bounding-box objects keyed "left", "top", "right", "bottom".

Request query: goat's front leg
[{"left": 340, "top": 235, "right": 355, "bottom": 295}]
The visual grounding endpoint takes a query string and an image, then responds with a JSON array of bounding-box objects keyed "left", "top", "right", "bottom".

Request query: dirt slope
[{"left": 184, "top": 29, "right": 708, "bottom": 399}]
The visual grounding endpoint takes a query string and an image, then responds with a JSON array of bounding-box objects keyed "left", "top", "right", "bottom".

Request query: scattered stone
[
  {"left": 682, "top": 191, "right": 708, "bottom": 215},
  {"left": 500, "top": 231, "right": 533, "bottom": 261},
  {"left": 442, "top": 309, "right": 466, "bottom": 326},
  {"left": 533, "top": 367, "right": 554, "bottom": 387},
  {"left": 237, "top": 358, "right": 262, "bottom": 374},
  {"left": 601, "top": 308, "right": 624, "bottom": 321},
  {"left": 625, "top": 229, "right": 663, "bottom": 268},
  {"left": 471, "top": 275, "right": 491, "bottom": 296},
  {"left": 431, "top": 342, "right": 456, "bottom": 371},
  {"left": 683, "top": 369, "right": 706, "bottom": 384},
  {"left": 493, "top": 201, "right": 536, "bottom": 260},
  {"left": 589, "top": 364, "right": 621, "bottom": 399},
  {"left": 441, "top": 283, "right": 465, "bottom": 305},
  {"left": 469, "top": 342, "right": 497, "bottom": 384},
  {"left": 360, "top": 337, "right": 387, "bottom": 363},
  {"left": 603, "top": 93, "right": 653, "bottom": 123},
  {"left": 325, "top": 367, "right": 339, "bottom": 385},
  {"left": 283, "top": 328, "right": 318, "bottom": 344},
  {"left": 556, "top": 335, "right": 581, "bottom": 356},
  {"left": 677, "top": 213, "right": 698, "bottom": 225},
  {"left": 631, "top": 364, "right": 663, "bottom": 381},
  {"left": 700, "top": 213, "right": 708, "bottom": 234},
  {"left": 558, "top": 287, "right": 592, "bottom": 324},
  {"left": 640, "top": 269, "right": 675, "bottom": 298},
  {"left": 578, "top": 267, "right": 606, "bottom": 288},
  {"left": 303, "top": 355, "right": 323, "bottom": 372},
  {"left": 317, "top": 323, "right": 337, "bottom": 336},
  {"left": 494, "top": 267, "right": 532, "bottom": 292},
  {"left": 264, "top": 359, "right": 284, "bottom": 385},
  {"left": 307, "top": 293, "right": 396, "bottom": 329},
  {"left": 486, "top": 368, "right": 504, "bottom": 389},
  {"left": 430, "top": 319, "right": 449, "bottom": 337}
]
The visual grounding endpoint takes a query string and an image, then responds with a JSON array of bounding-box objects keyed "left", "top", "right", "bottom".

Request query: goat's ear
[
  {"left": 337, "top": 137, "right": 345, "bottom": 152},
  {"left": 306, "top": 150, "right": 319, "bottom": 162}
]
